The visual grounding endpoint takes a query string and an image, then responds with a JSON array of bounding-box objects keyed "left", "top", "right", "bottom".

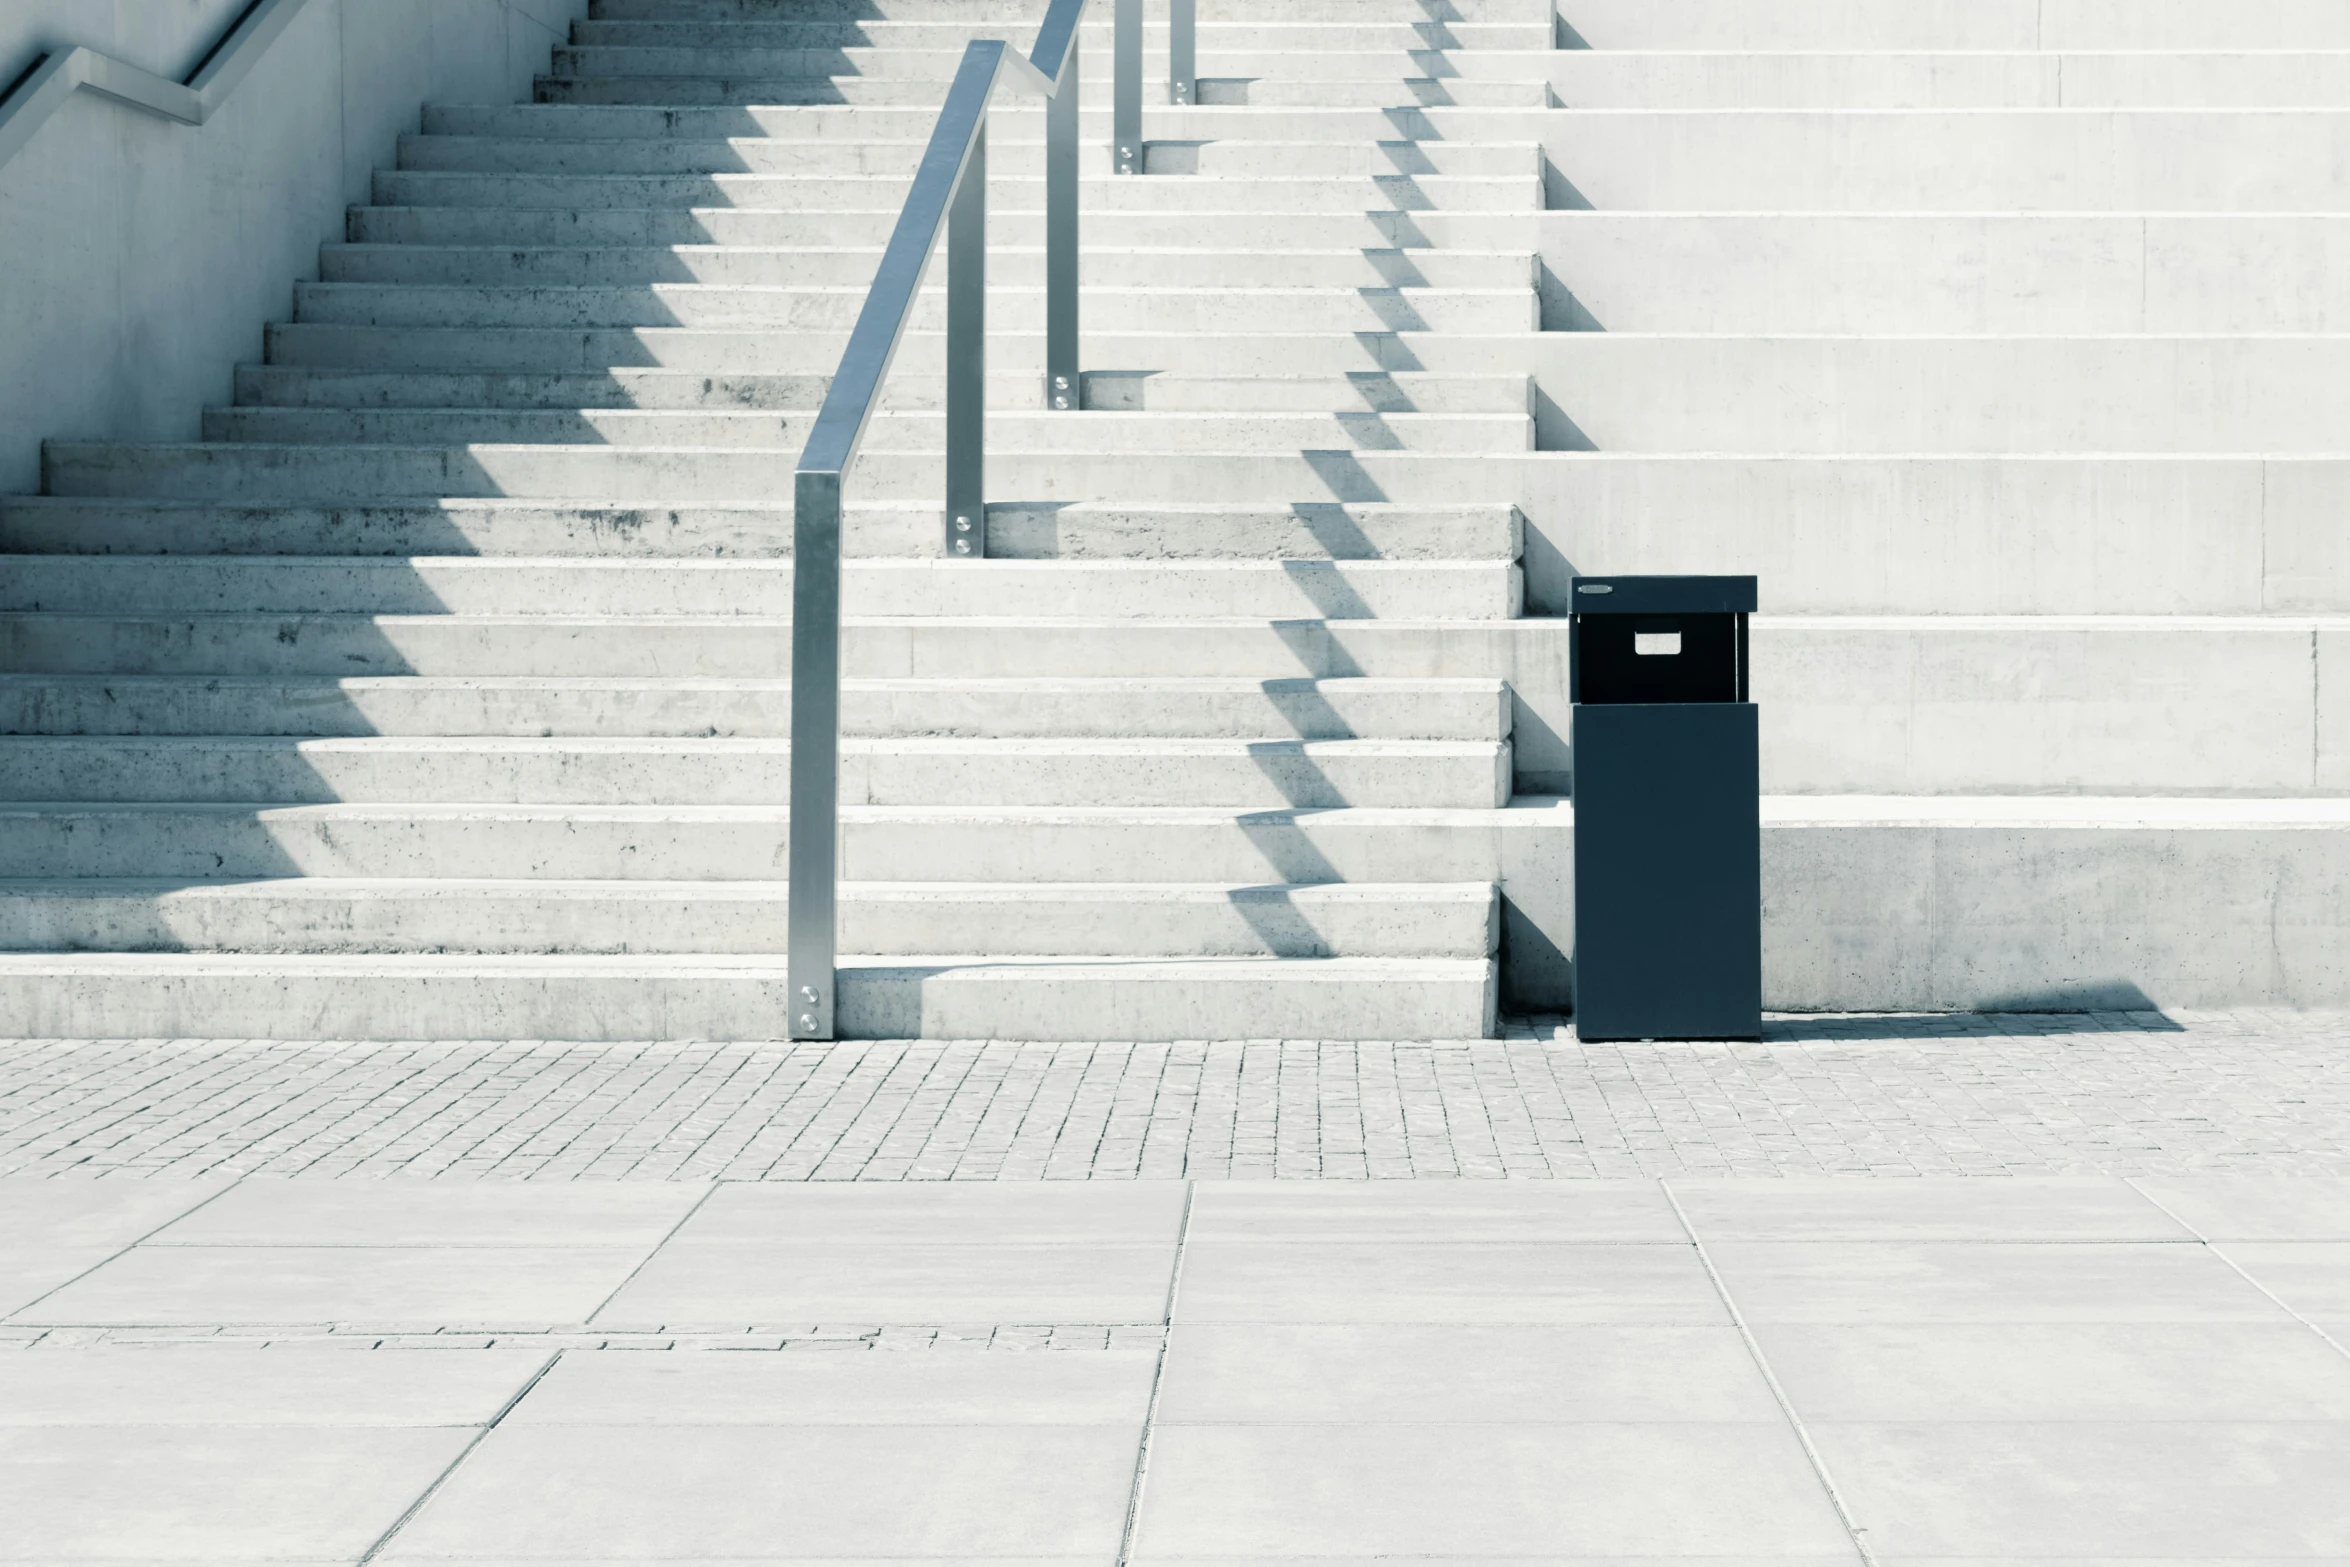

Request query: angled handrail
[
  {"left": 0, "top": 0, "right": 315, "bottom": 173},
  {"left": 787, "top": 1, "right": 1096, "bottom": 1042}
]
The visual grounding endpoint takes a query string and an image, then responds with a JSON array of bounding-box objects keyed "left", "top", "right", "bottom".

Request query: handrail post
[
  {"left": 1045, "top": 32, "right": 1079, "bottom": 409},
  {"left": 946, "top": 119, "right": 987, "bottom": 555},
  {"left": 1113, "top": 0, "right": 1141, "bottom": 173},
  {"left": 787, "top": 467, "right": 844, "bottom": 1041},
  {"left": 1169, "top": 0, "right": 1195, "bottom": 106}
]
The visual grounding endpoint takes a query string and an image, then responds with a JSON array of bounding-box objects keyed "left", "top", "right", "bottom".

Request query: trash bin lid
[{"left": 1569, "top": 575, "right": 1757, "bottom": 615}]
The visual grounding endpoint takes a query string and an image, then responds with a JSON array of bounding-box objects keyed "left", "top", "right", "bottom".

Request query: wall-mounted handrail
[
  {"left": 788, "top": 0, "right": 1104, "bottom": 1042},
  {"left": 0, "top": 0, "right": 315, "bottom": 173}
]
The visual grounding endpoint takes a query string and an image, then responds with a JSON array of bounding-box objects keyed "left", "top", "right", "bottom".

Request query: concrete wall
[{"left": 0, "top": 0, "right": 587, "bottom": 498}]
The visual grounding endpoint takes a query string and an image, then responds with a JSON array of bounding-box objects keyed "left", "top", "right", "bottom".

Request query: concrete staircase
[
  {"left": 0, "top": 0, "right": 1561, "bottom": 1040},
  {"left": 5, "top": 0, "right": 2343, "bottom": 1036}
]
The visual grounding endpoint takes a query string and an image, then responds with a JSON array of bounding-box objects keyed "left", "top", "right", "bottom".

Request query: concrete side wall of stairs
[{"left": 0, "top": 0, "right": 592, "bottom": 495}]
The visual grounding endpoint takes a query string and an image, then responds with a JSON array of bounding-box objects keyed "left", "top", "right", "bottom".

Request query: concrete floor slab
[
  {"left": 1129, "top": 1423, "right": 1854, "bottom": 1558},
  {"left": 0, "top": 1178, "right": 228, "bottom": 1249},
  {"left": 1754, "top": 1321, "right": 2350, "bottom": 1420},
  {"left": 379, "top": 1423, "right": 1140, "bottom": 1562},
  {"left": 508, "top": 1347, "right": 1160, "bottom": 1426},
  {"left": 152, "top": 1177, "right": 710, "bottom": 1248},
  {"left": 1815, "top": 1422, "right": 2350, "bottom": 1556},
  {"left": 2219, "top": 1242, "right": 2350, "bottom": 1317},
  {"left": 1707, "top": 1240, "right": 2295, "bottom": 1323},
  {"left": 1172, "top": 1241, "right": 1727, "bottom": 1324},
  {"left": 0, "top": 1342, "right": 548, "bottom": 1424},
  {"left": 0, "top": 1247, "right": 120, "bottom": 1316},
  {"left": 2132, "top": 1177, "right": 2350, "bottom": 1239},
  {"left": 13, "top": 1244, "right": 650, "bottom": 1327},
  {"left": 675, "top": 1180, "right": 1189, "bottom": 1245},
  {"left": 594, "top": 1240, "right": 1179, "bottom": 1327},
  {"left": 1155, "top": 1323, "right": 1779, "bottom": 1422},
  {"left": 0, "top": 1424, "right": 471, "bottom": 1562},
  {"left": 1185, "top": 1180, "right": 1682, "bottom": 1243},
  {"left": 1671, "top": 1176, "right": 2189, "bottom": 1241}
]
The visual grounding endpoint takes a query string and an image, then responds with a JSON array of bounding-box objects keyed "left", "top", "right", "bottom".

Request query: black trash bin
[{"left": 1569, "top": 574, "right": 1761, "bottom": 1041}]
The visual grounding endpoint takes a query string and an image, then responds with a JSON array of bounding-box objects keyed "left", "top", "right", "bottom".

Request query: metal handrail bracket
[
  {"left": 0, "top": 0, "right": 315, "bottom": 173},
  {"left": 788, "top": 2, "right": 1095, "bottom": 1042}
]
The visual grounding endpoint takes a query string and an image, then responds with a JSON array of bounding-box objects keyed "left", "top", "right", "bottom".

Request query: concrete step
[
  {"left": 0, "top": 673, "right": 1509, "bottom": 742},
  {"left": 1538, "top": 213, "right": 2350, "bottom": 335},
  {"left": 585, "top": 0, "right": 1550, "bottom": 20},
  {"left": 0, "top": 877, "right": 1501, "bottom": 958},
  {"left": 198, "top": 406, "right": 1532, "bottom": 455},
  {"left": 1753, "top": 615, "right": 2350, "bottom": 796},
  {"left": 0, "top": 614, "right": 1547, "bottom": 680},
  {"left": 0, "top": 735, "right": 1513, "bottom": 809},
  {"left": 38, "top": 440, "right": 1514, "bottom": 506},
  {"left": 256, "top": 322, "right": 1510, "bottom": 376},
  {"left": 397, "top": 132, "right": 1541, "bottom": 178},
  {"left": 0, "top": 800, "right": 1555, "bottom": 882},
  {"left": 415, "top": 101, "right": 1553, "bottom": 142},
  {"left": 535, "top": 74, "right": 1551, "bottom": 108},
  {"left": 0, "top": 498, "right": 1522, "bottom": 561},
  {"left": 571, "top": 20, "right": 1554, "bottom": 51},
  {"left": 317, "top": 243, "right": 1537, "bottom": 291},
  {"left": 1543, "top": 50, "right": 2350, "bottom": 109},
  {"left": 227, "top": 366, "right": 1532, "bottom": 416},
  {"left": 285, "top": 280, "right": 1538, "bottom": 335},
  {"left": 1551, "top": 0, "right": 2350, "bottom": 51},
  {"left": 1530, "top": 454, "right": 2348, "bottom": 616},
  {"left": 1530, "top": 335, "right": 2350, "bottom": 456},
  {"left": 1545, "top": 109, "right": 2350, "bottom": 213},
  {"left": 0, "top": 950, "right": 1502, "bottom": 1041},
  {"left": 368, "top": 169, "right": 1537, "bottom": 215},
  {"left": 542, "top": 44, "right": 1558, "bottom": 83},
  {"left": 0, "top": 557, "right": 1520, "bottom": 620},
  {"left": 342, "top": 205, "right": 1465, "bottom": 248}
]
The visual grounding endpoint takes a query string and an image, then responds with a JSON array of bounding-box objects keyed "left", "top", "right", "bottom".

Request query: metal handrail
[
  {"left": 0, "top": 0, "right": 315, "bottom": 173},
  {"left": 787, "top": 0, "right": 1106, "bottom": 1042}
]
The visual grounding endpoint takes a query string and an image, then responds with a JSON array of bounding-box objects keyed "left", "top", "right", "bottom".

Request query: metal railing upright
[{"left": 788, "top": 0, "right": 1194, "bottom": 1041}]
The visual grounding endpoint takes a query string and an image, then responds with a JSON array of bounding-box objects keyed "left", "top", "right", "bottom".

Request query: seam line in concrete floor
[
  {"left": 1116, "top": 1181, "right": 1194, "bottom": 1567},
  {"left": 2129, "top": 1175, "right": 2350, "bottom": 1365},
  {"left": 354, "top": 1349, "right": 561, "bottom": 1565},
  {"left": 1665, "top": 1178, "right": 1878, "bottom": 1566}
]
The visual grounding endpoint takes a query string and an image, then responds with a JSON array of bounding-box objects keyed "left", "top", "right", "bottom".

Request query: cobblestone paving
[{"left": 3, "top": 1010, "right": 2345, "bottom": 1179}]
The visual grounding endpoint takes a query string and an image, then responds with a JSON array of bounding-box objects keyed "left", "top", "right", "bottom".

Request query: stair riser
[
  {"left": 37, "top": 444, "right": 1525, "bottom": 507},
  {"left": 398, "top": 134, "right": 1540, "bottom": 178},
  {"left": 229, "top": 366, "right": 1533, "bottom": 415},
  {"left": 0, "top": 884, "right": 1499, "bottom": 958},
  {"left": 1549, "top": 110, "right": 2350, "bottom": 213},
  {"left": 319, "top": 245, "right": 1537, "bottom": 290},
  {"left": 0, "top": 740, "right": 1512, "bottom": 810},
  {"left": 1552, "top": 0, "right": 2350, "bottom": 51},
  {"left": 418, "top": 102, "right": 1548, "bottom": 141},
  {"left": 199, "top": 407, "right": 1532, "bottom": 455},
  {"left": 545, "top": 44, "right": 1558, "bottom": 80},
  {"left": 1546, "top": 51, "right": 2350, "bottom": 110},
  {"left": 0, "top": 617, "right": 1536, "bottom": 680},
  {"left": 569, "top": 22, "right": 1554, "bottom": 50},
  {"left": 0, "top": 960, "right": 1500, "bottom": 1042},
  {"left": 0, "top": 679, "right": 1510, "bottom": 743},
  {"left": 345, "top": 207, "right": 1455, "bottom": 248},
  {"left": 1541, "top": 213, "right": 2350, "bottom": 335},
  {"left": 0, "top": 499, "right": 1522, "bottom": 562},
  {"left": 287, "top": 283, "right": 1534, "bottom": 337},
  {"left": 0, "top": 560, "right": 1520, "bottom": 620},
  {"left": 260, "top": 322, "right": 1494, "bottom": 375},
  {"left": 0, "top": 807, "right": 1544, "bottom": 882},
  {"left": 370, "top": 170, "right": 1535, "bottom": 214},
  {"left": 584, "top": 0, "right": 1551, "bottom": 21},
  {"left": 535, "top": 76, "right": 1549, "bottom": 108},
  {"left": 1534, "top": 336, "right": 2350, "bottom": 456}
]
